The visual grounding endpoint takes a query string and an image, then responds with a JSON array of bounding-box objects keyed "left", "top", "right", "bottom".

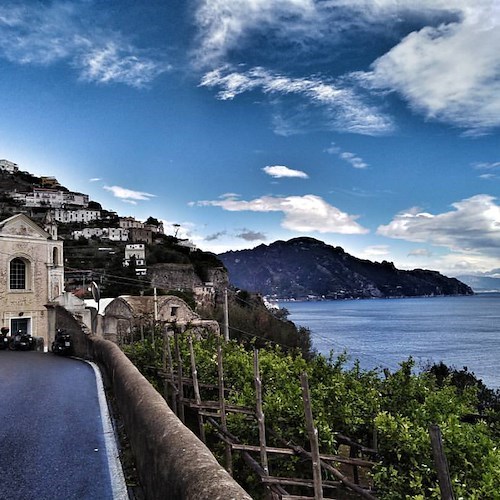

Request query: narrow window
[{"left": 10, "top": 258, "right": 26, "bottom": 290}]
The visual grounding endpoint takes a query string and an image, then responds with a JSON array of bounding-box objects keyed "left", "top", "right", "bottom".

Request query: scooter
[
  {"left": 0, "top": 327, "right": 9, "bottom": 350},
  {"left": 9, "top": 330, "right": 35, "bottom": 351},
  {"left": 51, "top": 329, "right": 72, "bottom": 356}
]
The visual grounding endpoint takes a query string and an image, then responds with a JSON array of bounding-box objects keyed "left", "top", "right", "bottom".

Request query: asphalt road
[{"left": 0, "top": 351, "right": 127, "bottom": 500}]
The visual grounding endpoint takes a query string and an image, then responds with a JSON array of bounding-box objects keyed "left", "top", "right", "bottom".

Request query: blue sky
[{"left": 1, "top": 1, "right": 500, "bottom": 278}]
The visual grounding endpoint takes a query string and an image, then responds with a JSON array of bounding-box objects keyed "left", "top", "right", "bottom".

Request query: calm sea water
[{"left": 280, "top": 294, "right": 500, "bottom": 389}]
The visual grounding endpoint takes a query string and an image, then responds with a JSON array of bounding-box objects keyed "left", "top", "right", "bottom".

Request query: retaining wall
[{"left": 88, "top": 336, "right": 251, "bottom": 500}]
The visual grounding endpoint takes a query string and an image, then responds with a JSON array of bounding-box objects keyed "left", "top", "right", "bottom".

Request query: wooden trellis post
[
  {"left": 429, "top": 425, "right": 455, "bottom": 500},
  {"left": 189, "top": 336, "right": 206, "bottom": 443},
  {"left": 163, "top": 329, "right": 177, "bottom": 414},
  {"left": 301, "top": 372, "right": 324, "bottom": 500},
  {"left": 174, "top": 329, "right": 185, "bottom": 423},
  {"left": 253, "top": 349, "right": 269, "bottom": 476},
  {"left": 218, "top": 339, "right": 233, "bottom": 475}
]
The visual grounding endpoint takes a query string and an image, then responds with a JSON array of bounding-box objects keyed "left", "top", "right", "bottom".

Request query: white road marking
[{"left": 87, "top": 361, "right": 129, "bottom": 500}]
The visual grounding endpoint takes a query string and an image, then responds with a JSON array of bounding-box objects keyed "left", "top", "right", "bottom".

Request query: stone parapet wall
[{"left": 88, "top": 336, "right": 251, "bottom": 500}]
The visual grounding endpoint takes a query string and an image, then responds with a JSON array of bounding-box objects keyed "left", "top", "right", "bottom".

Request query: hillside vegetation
[{"left": 124, "top": 333, "right": 500, "bottom": 499}]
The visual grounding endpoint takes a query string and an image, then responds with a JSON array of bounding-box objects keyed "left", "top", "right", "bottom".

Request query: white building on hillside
[
  {"left": 73, "top": 227, "right": 104, "bottom": 240},
  {"left": 54, "top": 209, "right": 101, "bottom": 224},
  {"left": 119, "top": 216, "right": 144, "bottom": 229},
  {"left": 63, "top": 191, "right": 89, "bottom": 207},
  {"left": 24, "top": 188, "right": 65, "bottom": 208},
  {"left": 0, "top": 159, "right": 19, "bottom": 173},
  {"left": 103, "top": 227, "right": 129, "bottom": 241}
]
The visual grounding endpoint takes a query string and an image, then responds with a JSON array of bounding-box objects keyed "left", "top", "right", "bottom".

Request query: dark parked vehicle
[
  {"left": 0, "top": 327, "right": 9, "bottom": 350},
  {"left": 51, "top": 329, "right": 72, "bottom": 356},
  {"left": 9, "top": 330, "right": 35, "bottom": 351}
]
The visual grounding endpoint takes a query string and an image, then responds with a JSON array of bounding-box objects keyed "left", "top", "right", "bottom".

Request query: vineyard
[{"left": 123, "top": 328, "right": 500, "bottom": 499}]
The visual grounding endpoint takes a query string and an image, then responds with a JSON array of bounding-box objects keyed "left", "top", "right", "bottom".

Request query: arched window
[
  {"left": 53, "top": 247, "right": 59, "bottom": 266},
  {"left": 10, "top": 258, "right": 27, "bottom": 290}
]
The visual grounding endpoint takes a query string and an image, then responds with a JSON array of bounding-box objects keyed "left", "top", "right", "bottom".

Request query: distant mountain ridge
[
  {"left": 219, "top": 237, "right": 473, "bottom": 299},
  {"left": 456, "top": 275, "right": 500, "bottom": 293}
]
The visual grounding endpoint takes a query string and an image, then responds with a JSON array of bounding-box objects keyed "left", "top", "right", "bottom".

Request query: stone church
[{"left": 0, "top": 213, "right": 64, "bottom": 345}]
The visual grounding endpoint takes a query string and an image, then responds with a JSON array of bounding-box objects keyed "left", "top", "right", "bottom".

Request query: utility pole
[{"left": 223, "top": 288, "right": 229, "bottom": 342}]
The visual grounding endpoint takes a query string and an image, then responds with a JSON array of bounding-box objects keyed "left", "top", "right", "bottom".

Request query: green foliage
[
  {"left": 145, "top": 216, "right": 160, "bottom": 226},
  {"left": 123, "top": 335, "right": 500, "bottom": 499},
  {"left": 206, "top": 295, "right": 312, "bottom": 357}
]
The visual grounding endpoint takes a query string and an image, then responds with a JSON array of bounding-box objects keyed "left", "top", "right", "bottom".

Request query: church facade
[{"left": 0, "top": 214, "right": 64, "bottom": 346}]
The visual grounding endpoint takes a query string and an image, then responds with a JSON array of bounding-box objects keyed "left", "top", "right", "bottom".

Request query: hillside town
[{"left": 0, "top": 159, "right": 224, "bottom": 348}]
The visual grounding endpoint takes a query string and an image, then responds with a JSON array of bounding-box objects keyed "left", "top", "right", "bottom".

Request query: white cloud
[
  {"left": 377, "top": 194, "right": 500, "bottom": 256},
  {"left": 0, "top": 2, "right": 169, "bottom": 87},
  {"left": 326, "top": 143, "right": 369, "bottom": 169},
  {"left": 194, "top": 193, "right": 368, "bottom": 234},
  {"left": 103, "top": 185, "right": 156, "bottom": 204},
  {"left": 161, "top": 220, "right": 195, "bottom": 240},
  {"left": 356, "top": 3, "right": 500, "bottom": 132},
  {"left": 360, "top": 245, "right": 390, "bottom": 258},
  {"left": 263, "top": 165, "right": 308, "bottom": 179},
  {"left": 89, "top": 177, "right": 102, "bottom": 182},
  {"left": 200, "top": 66, "right": 393, "bottom": 135}
]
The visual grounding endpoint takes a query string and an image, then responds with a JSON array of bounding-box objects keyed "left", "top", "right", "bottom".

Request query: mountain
[
  {"left": 455, "top": 275, "right": 500, "bottom": 293},
  {"left": 219, "top": 237, "right": 473, "bottom": 299}
]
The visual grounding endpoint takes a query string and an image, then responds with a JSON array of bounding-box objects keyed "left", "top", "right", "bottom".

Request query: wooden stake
[
  {"left": 223, "top": 288, "right": 230, "bottom": 342},
  {"left": 254, "top": 349, "right": 269, "bottom": 476},
  {"left": 429, "top": 425, "right": 455, "bottom": 500},
  {"left": 174, "top": 329, "right": 185, "bottom": 423},
  {"left": 217, "top": 339, "right": 233, "bottom": 475},
  {"left": 301, "top": 372, "right": 323, "bottom": 500},
  {"left": 189, "top": 336, "right": 206, "bottom": 443},
  {"left": 165, "top": 329, "right": 177, "bottom": 414}
]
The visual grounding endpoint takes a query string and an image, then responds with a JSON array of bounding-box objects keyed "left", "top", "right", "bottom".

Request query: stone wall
[
  {"left": 89, "top": 337, "right": 251, "bottom": 500},
  {"left": 149, "top": 263, "right": 229, "bottom": 307}
]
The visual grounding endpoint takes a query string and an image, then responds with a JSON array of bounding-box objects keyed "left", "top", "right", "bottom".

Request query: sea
[{"left": 279, "top": 293, "right": 500, "bottom": 390}]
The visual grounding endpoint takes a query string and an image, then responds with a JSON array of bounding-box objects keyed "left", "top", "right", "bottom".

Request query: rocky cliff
[{"left": 219, "top": 237, "right": 473, "bottom": 299}]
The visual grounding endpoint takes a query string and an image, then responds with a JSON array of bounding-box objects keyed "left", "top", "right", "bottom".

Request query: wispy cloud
[
  {"left": 472, "top": 161, "right": 500, "bottom": 170},
  {"left": 472, "top": 162, "right": 500, "bottom": 180},
  {"left": 236, "top": 229, "right": 267, "bottom": 241},
  {"left": 193, "top": 0, "right": 317, "bottom": 67},
  {"left": 89, "top": 177, "right": 102, "bottom": 182},
  {"left": 79, "top": 42, "right": 170, "bottom": 88},
  {"left": 205, "top": 230, "right": 227, "bottom": 241},
  {"left": 0, "top": 2, "right": 169, "bottom": 88},
  {"left": 200, "top": 66, "right": 394, "bottom": 135},
  {"left": 194, "top": 193, "right": 368, "bottom": 235},
  {"left": 360, "top": 245, "right": 390, "bottom": 259},
  {"left": 263, "top": 165, "right": 308, "bottom": 179},
  {"left": 377, "top": 194, "right": 500, "bottom": 256},
  {"left": 408, "top": 248, "right": 433, "bottom": 257},
  {"left": 326, "top": 143, "right": 368, "bottom": 169},
  {"left": 103, "top": 185, "right": 156, "bottom": 205},
  {"left": 194, "top": 1, "right": 500, "bottom": 133}
]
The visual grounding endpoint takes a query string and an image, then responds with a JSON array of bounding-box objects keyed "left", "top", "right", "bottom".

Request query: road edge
[{"left": 87, "top": 360, "right": 129, "bottom": 500}]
